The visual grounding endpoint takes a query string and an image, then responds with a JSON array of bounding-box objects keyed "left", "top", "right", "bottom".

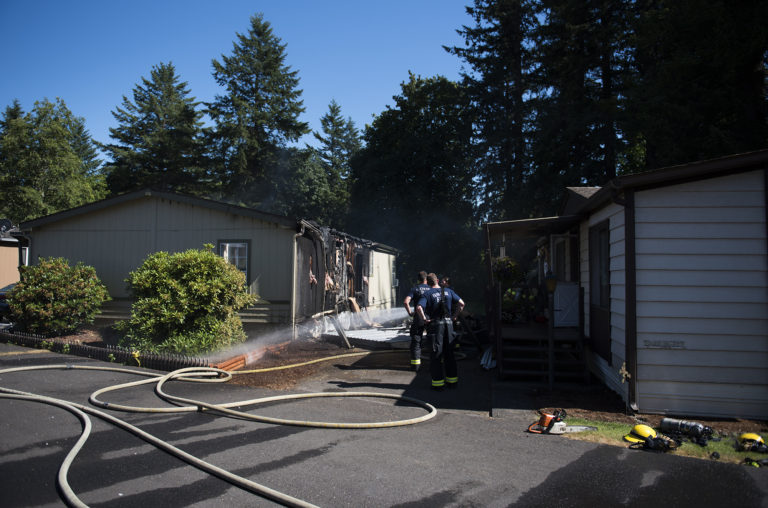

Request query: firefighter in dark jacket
[
  {"left": 403, "top": 270, "right": 431, "bottom": 371},
  {"left": 416, "top": 273, "right": 465, "bottom": 390}
]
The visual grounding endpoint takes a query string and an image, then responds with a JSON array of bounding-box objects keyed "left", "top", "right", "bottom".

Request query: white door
[{"left": 554, "top": 282, "right": 579, "bottom": 327}]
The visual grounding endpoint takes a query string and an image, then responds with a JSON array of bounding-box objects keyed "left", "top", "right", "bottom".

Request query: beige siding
[
  {"left": 581, "top": 202, "right": 627, "bottom": 396},
  {"left": 634, "top": 170, "right": 768, "bottom": 419},
  {"left": 0, "top": 244, "right": 19, "bottom": 287},
  {"left": 28, "top": 196, "right": 295, "bottom": 303}
]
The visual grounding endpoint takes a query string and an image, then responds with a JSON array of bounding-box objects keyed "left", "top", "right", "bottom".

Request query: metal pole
[{"left": 548, "top": 292, "right": 554, "bottom": 389}]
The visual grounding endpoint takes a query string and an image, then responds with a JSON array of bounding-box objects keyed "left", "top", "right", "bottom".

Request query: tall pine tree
[
  {"left": 448, "top": 0, "right": 539, "bottom": 221},
  {"left": 530, "top": 0, "right": 632, "bottom": 206},
  {"left": 311, "top": 99, "right": 361, "bottom": 228},
  {"left": 207, "top": 13, "right": 309, "bottom": 205},
  {"left": 625, "top": 0, "right": 768, "bottom": 169},
  {"left": 101, "top": 62, "right": 207, "bottom": 195}
]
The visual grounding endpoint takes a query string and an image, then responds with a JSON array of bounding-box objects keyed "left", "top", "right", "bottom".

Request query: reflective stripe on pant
[
  {"left": 428, "top": 318, "right": 458, "bottom": 387},
  {"left": 410, "top": 333, "right": 423, "bottom": 366},
  {"left": 409, "top": 322, "right": 425, "bottom": 366}
]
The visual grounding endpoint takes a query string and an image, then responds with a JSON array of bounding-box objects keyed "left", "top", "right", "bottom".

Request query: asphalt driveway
[{"left": 0, "top": 342, "right": 766, "bottom": 507}]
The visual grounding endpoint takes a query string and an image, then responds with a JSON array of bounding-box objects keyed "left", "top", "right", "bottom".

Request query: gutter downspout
[
  {"left": 291, "top": 222, "right": 306, "bottom": 341},
  {"left": 612, "top": 186, "right": 638, "bottom": 411}
]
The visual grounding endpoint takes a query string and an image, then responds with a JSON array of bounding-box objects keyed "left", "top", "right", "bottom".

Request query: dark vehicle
[{"left": 0, "top": 283, "right": 15, "bottom": 322}]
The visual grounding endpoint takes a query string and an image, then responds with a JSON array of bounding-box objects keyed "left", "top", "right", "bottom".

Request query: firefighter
[
  {"left": 416, "top": 273, "right": 465, "bottom": 390},
  {"left": 403, "top": 271, "right": 430, "bottom": 371}
]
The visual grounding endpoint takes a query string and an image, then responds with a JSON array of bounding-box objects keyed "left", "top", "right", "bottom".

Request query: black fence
[{"left": 0, "top": 329, "right": 209, "bottom": 372}]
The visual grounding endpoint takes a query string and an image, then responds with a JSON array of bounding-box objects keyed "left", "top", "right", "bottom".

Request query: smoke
[
  {"left": 206, "top": 323, "right": 296, "bottom": 364},
  {"left": 206, "top": 306, "right": 411, "bottom": 364},
  {"left": 359, "top": 306, "right": 410, "bottom": 327}
]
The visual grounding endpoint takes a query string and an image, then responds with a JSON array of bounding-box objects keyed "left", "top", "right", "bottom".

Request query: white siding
[
  {"left": 633, "top": 170, "right": 768, "bottom": 419},
  {"left": 581, "top": 202, "right": 627, "bottom": 397}
]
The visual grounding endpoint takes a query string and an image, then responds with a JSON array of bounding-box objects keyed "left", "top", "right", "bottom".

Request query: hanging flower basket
[{"left": 491, "top": 256, "right": 523, "bottom": 286}]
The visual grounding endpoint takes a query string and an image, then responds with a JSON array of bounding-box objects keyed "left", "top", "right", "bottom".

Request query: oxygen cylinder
[{"left": 660, "top": 417, "right": 705, "bottom": 437}]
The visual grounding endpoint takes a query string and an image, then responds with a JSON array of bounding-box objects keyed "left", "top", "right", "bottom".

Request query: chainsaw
[{"left": 527, "top": 409, "right": 597, "bottom": 434}]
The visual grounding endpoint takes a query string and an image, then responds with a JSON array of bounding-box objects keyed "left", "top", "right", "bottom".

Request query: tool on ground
[{"left": 527, "top": 409, "right": 597, "bottom": 434}]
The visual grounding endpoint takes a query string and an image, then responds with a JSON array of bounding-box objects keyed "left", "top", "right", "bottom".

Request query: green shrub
[
  {"left": 9, "top": 257, "right": 111, "bottom": 336},
  {"left": 116, "top": 245, "right": 257, "bottom": 355}
]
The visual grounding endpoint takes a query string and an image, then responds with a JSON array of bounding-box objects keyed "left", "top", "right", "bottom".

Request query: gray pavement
[{"left": 0, "top": 341, "right": 766, "bottom": 507}]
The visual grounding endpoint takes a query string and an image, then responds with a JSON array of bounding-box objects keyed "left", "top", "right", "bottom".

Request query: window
[
  {"left": 588, "top": 221, "right": 611, "bottom": 363},
  {"left": 218, "top": 240, "right": 249, "bottom": 284},
  {"left": 589, "top": 223, "right": 610, "bottom": 308}
]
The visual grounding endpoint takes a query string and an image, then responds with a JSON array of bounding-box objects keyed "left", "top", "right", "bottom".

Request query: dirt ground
[{"left": 55, "top": 325, "right": 767, "bottom": 436}]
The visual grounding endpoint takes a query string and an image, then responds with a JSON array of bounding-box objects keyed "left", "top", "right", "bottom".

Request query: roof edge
[
  {"left": 19, "top": 189, "right": 299, "bottom": 230},
  {"left": 577, "top": 149, "right": 768, "bottom": 214}
]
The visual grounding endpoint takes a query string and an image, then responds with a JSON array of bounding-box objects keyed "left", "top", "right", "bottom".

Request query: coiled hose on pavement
[{"left": 0, "top": 351, "right": 436, "bottom": 508}]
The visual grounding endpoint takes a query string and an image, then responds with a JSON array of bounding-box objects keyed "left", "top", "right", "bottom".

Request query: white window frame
[{"left": 218, "top": 240, "right": 250, "bottom": 285}]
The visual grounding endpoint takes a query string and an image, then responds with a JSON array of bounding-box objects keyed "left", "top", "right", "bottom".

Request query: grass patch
[{"left": 562, "top": 417, "right": 767, "bottom": 464}]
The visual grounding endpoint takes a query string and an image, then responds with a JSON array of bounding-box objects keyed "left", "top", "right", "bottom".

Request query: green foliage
[
  {"left": 625, "top": 0, "right": 768, "bottom": 169},
  {"left": 530, "top": 0, "right": 633, "bottom": 201},
  {"left": 308, "top": 99, "right": 362, "bottom": 228},
  {"left": 9, "top": 257, "right": 111, "bottom": 336},
  {"left": 565, "top": 417, "right": 767, "bottom": 464},
  {"left": 0, "top": 98, "right": 106, "bottom": 223},
  {"left": 492, "top": 257, "right": 523, "bottom": 284},
  {"left": 448, "top": 0, "right": 539, "bottom": 220},
  {"left": 101, "top": 62, "right": 209, "bottom": 196},
  {"left": 350, "top": 73, "right": 480, "bottom": 296},
  {"left": 208, "top": 13, "right": 309, "bottom": 202},
  {"left": 262, "top": 147, "right": 332, "bottom": 221},
  {"left": 116, "top": 246, "right": 257, "bottom": 355}
]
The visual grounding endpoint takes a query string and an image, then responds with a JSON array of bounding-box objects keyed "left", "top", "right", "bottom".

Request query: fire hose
[{"left": 0, "top": 355, "right": 437, "bottom": 507}]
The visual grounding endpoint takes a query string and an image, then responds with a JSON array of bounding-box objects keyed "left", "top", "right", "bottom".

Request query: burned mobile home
[
  {"left": 15, "top": 189, "right": 399, "bottom": 337},
  {"left": 294, "top": 219, "right": 400, "bottom": 332}
]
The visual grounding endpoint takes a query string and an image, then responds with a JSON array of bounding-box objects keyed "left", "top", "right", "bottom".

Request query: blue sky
[{"left": 0, "top": 1, "right": 471, "bottom": 149}]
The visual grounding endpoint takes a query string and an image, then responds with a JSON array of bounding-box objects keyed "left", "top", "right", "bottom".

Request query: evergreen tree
[
  {"left": 0, "top": 100, "right": 23, "bottom": 135},
  {"left": 101, "top": 62, "right": 207, "bottom": 195},
  {"left": 447, "top": 0, "right": 539, "bottom": 221},
  {"left": 310, "top": 99, "right": 362, "bottom": 228},
  {"left": 528, "top": 0, "right": 632, "bottom": 214},
  {"left": 207, "top": 13, "right": 309, "bottom": 204},
  {"left": 262, "top": 147, "right": 333, "bottom": 222},
  {"left": 625, "top": 0, "right": 768, "bottom": 170},
  {"left": 0, "top": 98, "right": 106, "bottom": 223},
  {"left": 350, "top": 74, "right": 477, "bottom": 289}
]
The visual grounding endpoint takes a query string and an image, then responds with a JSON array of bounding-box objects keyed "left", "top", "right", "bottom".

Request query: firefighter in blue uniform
[
  {"left": 403, "top": 271, "right": 431, "bottom": 371},
  {"left": 416, "top": 273, "right": 465, "bottom": 390}
]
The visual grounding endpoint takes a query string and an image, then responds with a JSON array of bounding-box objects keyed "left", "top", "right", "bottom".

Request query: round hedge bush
[
  {"left": 116, "top": 245, "right": 257, "bottom": 355},
  {"left": 9, "top": 257, "right": 110, "bottom": 336}
]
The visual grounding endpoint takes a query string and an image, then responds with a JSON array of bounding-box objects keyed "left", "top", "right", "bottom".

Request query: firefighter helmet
[
  {"left": 623, "top": 424, "right": 657, "bottom": 443},
  {"left": 738, "top": 433, "right": 765, "bottom": 447}
]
